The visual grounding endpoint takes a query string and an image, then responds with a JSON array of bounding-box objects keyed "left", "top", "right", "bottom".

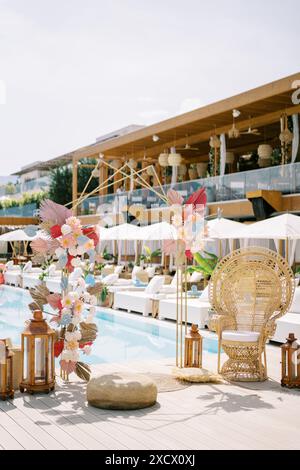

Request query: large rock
[{"left": 87, "top": 372, "right": 157, "bottom": 410}]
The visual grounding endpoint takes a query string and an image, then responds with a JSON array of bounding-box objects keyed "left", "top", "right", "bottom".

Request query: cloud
[
  {"left": 179, "top": 98, "right": 203, "bottom": 114},
  {"left": 138, "top": 109, "right": 171, "bottom": 123}
]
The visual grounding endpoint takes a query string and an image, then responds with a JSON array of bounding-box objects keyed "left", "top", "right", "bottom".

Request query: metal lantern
[
  {"left": 20, "top": 310, "right": 55, "bottom": 394},
  {"left": 281, "top": 333, "right": 300, "bottom": 388},
  {"left": 184, "top": 324, "right": 203, "bottom": 368},
  {"left": 0, "top": 339, "right": 14, "bottom": 400}
]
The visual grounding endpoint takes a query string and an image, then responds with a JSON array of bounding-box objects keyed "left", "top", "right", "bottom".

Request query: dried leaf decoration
[
  {"left": 87, "top": 282, "right": 103, "bottom": 296},
  {"left": 79, "top": 322, "right": 98, "bottom": 345},
  {"left": 28, "top": 301, "right": 40, "bottom": 312},
  {"left": 39, "top": 199, "right": 72, "bottom": 226},
  {"left": 29, "top": 283, "right": 50, "bottom": 310},
  {"left": 75, "top": 362, "right": 91, "bottom": 382}
]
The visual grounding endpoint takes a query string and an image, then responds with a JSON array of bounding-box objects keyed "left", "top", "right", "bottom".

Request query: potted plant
[
  {"left": 139, "top": 246, "right": 162, "bottom": 267},
  {"left": 187, "top": 251, "right": 219, "bottom": 282}
]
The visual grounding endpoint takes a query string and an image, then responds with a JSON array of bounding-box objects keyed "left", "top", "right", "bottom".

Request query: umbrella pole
[{"left": 286, "top": 238, "right": 289, "bottom": 264}]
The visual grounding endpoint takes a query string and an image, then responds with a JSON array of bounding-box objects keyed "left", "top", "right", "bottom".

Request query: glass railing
[
  {"left": 0, "top": 203, "right": 38, "bottom": 217},
  {"left": 21, "top": 176, "right": 50, "bottom": 193},
  {"left": 77, "top": 162, "right": 300, "bottom": 216}
]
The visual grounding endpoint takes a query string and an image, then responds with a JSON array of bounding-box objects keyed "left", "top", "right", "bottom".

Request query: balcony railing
[{"left": 78, "top": 162, "right": 300, "bottom": 216}]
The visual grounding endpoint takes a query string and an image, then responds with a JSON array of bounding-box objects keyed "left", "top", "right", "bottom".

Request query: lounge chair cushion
[
  {"left": 23, "top": 261, "right": 32, "bottom": 273},
  {"left": 190, "top": 272, "right": 203, "bottom": 283},
  {"left": 200, "top": 286, "right": 209, "bottom": 301},
  {"left": 102, "top": 273, "right": 119, "bottom": 286},
  {"left": 222, "top": 330, "right": 260, "bottom": 343},
  {"left": 5, "top": 261, "right": 14, "bottom": 269},
  {"left": 145, "top": 276, "right": 165, "bottom": 294},
  {"left": 132, "top": 266, "right": 143, "bottom": 280},
  {"left": 145, "top": 266, "right": 156, "bottom": 278},
  {"left": 289, "top": 287, "right": 300, "bottom": 314},
  {"left": 114, "top": 265, "right": 124, "bottom": 275}
]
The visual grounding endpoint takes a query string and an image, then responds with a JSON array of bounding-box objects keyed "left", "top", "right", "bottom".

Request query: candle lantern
[
  {"left": 281, "top": 333, "right": 300, "bottom": 388},
  {"left": 0, "top": 339, "right": 14, "bottom": 400},
  {"left": 20, "top": 310, "right": 55, "bottom": 394},
  {"left": 184, "top": 324, "right": 203, "bottom": 368}
]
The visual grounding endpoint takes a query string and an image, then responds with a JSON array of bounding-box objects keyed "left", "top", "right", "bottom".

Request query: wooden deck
[{"left": 1, "top": 342, "right": 300, "bottom": 450}]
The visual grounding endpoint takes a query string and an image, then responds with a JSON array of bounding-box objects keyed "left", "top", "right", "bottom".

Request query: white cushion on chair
[
  {"left": 145, "top": 276, "right": 165, "bottom": 294},
  {"left": 190, "top": 271, "right": 203, "bottom": 283},
  {"left": 132, "top": 266, "right": 143, "bottom": 280},
  {"left": 102, "top": 273, "right": 119, "bottom": 286},
  {"left": 114, "top": 265, "right": 124, "bottom": 275},
  {"left": 23, "top": 261, "right": 32, "bottom": 273},
  {"left": 145, "top": 266, "right": 156, "bottom": 278},
  {"left": 289, "top": 287, "right": 300, "bottom": 314},
  {"left": 222, "top": 330, "right": 260, "bottom": 343}
]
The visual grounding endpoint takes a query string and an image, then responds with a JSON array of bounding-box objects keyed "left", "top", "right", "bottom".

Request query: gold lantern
[
  {"left": 184, "top": 324, "right": 203, "bottom": 368},
  {"left": 0, "top": 339, "right": 14, "bottom": 400},
  {"left": 20, "top": 310, "right": 55, "bottom": 394},
  {"left": 281, "top": 333, "right": 300, "bottom": 388}
]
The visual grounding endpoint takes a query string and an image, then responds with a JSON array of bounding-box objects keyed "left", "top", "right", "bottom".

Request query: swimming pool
[{"left": 0, "top": 285, "right": 218, "bottom": 364}]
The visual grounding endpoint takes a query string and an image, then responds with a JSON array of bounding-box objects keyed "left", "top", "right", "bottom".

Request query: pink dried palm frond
[
  {"left": 46, "top": 293, "right": 62, "bottom": 310},
  {"left": 31, "top": 238, "right": 50, "bottom": 254},
  {"left": 167, "top": 189, "right": 184, "bottom": 206},
  {"left": 48, "top": 239, "right": 60, "bottom": 255},
  {"left": 39, "top": 199, "right": 72, "bottom": 226},
  {"left": 163, "top": 239, "right": 177, "bottom": 256}
]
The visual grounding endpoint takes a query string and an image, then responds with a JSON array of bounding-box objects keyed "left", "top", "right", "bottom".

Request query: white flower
[
  {"left": 61, "top": 224, "right": 72, "bottom": 235},
  {"left": 69, "top": 247, "right": 78, "bottom": 257},
  {"left": 77, "top": 245, "right": 85, "bottom": 256},
  {"left": 89, "top": 306, "right": 96, "bottom": 315},
  {"left": 72, "top": 316, "right": 81, "bottom": 326},
  {"left": 83, "top": 345, "right": 92, "bottom": 356},
  {"left": 61, "top": 350, "right": 73, "bottom": 361},
  {"left": 55, "top": 247, "right": 66, "bottom": 258},
  {"left": 73, "top": 330, "right": 82, "bottom": 341},
  {"left": 71, "top": 257, "right": 82, "bottom": 267},
  {"left": 83, "top": 292, "right": 91, "bottom": 303},
  {"left": 61, "top": 307, "right": 71, "bottom": 316},
  {"left": 77, "top": 277, "right": 86, "bottom": 288},
  {"left": 86, "top": 314, "right": 95, "bottom": 324},
  {"left": 90, "top": 295, "right": 97, "bottom": 306}
]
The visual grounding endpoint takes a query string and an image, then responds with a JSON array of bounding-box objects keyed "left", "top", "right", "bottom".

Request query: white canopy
[
  {"left": 206, "top": 218, "right": 245, "bottom": 240},
  {"left": 139, "top": 222, "right": 178, "bottom": 241},
  {"left": 0, "top": 229, "right": 35, "bottom": 242},
  {"left": 99, "top": 223, "right": 141, "bottom": 241},
  {"left": 220, "top": 214, "right": 300, "bottom": 240}
]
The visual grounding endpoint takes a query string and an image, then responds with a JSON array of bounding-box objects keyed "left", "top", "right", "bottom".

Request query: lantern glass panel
[
  {"left": 48, "top": 337, "right": 53, "bottom": 379},
  {"left": 34, "top": 337, "right": 46, "bottom": 383},
  {"left": 23, "top": 337, "right": 30, "bottom": 382}
]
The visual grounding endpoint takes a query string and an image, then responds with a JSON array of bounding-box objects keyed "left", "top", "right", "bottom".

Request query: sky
[{"left": 0, "top": 0, "right": 299, "bottom": 176}]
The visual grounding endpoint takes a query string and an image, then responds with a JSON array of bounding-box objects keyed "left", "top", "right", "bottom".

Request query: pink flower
[{"left": 60, "top": 234, "right": 76, "bottom": 249}]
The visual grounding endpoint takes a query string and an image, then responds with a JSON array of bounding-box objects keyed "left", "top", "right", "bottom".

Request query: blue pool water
[{"left": 0, "top": 285, "right": 218, "bottom": 364}]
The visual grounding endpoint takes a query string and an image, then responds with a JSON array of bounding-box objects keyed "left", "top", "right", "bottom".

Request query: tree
[{"left": 49, "top": 159, "right": 99, "bottom": 206}]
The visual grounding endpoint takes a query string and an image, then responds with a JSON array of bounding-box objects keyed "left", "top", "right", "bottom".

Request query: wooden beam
[
  {"left": 247, "top": 190, "right": 283, "bottom": 212},
  {"left": 71, "top": 73, "right": 300, "bottom": 161},
  {"left": 0, "top": 217, "right": 38, "bottom": 226}
]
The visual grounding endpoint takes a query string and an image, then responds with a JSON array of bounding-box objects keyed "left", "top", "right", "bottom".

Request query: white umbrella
[
  {"left": 139, "top": 222, "right": 178, "bottom": 241},
  {"left": 206, "top": 218, "right": 245, "bottom": 240},
  {"left": 100, "top": 223, "right": 141, "bottom": 241},
  {"left": 0, "top": 229, "right": 35, "bottom": 242},
  {"left": 233, "top": 214, "right": 300, "bottom": 240}
]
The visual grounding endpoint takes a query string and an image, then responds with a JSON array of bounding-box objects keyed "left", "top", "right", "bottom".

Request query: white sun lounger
[
  {"left": 272, "top": 287, "right": 300, "bottom": 343},
  {"left": 158, "top": 286, "right": 210, "bottom": 329},
  {"left": 4, "top": 262, "right": 22, "bottom": 287},
  {"left": 113, "top": 276, "right": 165, "bottom": 317}
]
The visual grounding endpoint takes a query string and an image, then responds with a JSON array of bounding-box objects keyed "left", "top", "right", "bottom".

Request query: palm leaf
[
  {"left": 29, "top": 283, "right": 50, "bottom": 309},
  {"left": 75, "top": 362, "right": 91, "bottom": 382}
]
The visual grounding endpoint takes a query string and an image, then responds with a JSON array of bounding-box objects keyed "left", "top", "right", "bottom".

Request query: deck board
[{"left": 0, "top": 343, "right": 300, "bottom": 450}]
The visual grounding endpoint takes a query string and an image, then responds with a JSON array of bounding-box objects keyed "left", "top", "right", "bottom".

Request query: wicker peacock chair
[{"left": 209, "top": 247, "right": 294, "bottom": 382}]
